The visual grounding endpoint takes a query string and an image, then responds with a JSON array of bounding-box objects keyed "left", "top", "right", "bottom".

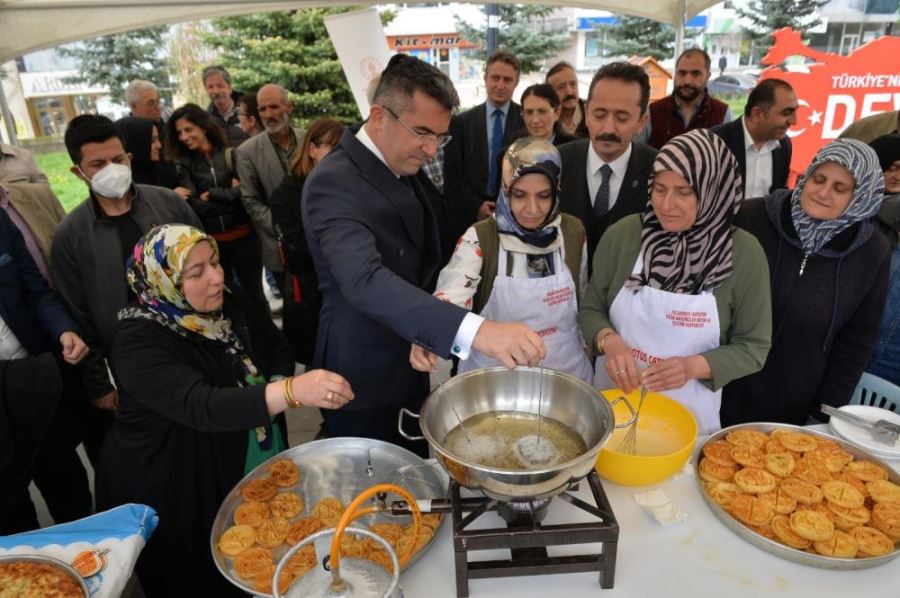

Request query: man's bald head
[{"left": 257, "top": 84, "right": 293, "bottom": 136}]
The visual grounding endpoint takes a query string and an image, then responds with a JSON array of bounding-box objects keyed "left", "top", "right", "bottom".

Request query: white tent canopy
[{"left": 0, "top": 0, "right": 721, "bottom": 64}]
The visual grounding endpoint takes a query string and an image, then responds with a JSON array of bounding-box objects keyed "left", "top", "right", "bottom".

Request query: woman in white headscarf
[
  {"left": 722, "top": 138, "right": 890, "bottom": 426},
  {"left": 412, "top": 136, "right": 592, "bottom": 382},
  {"left": 580, "top": 129, "right": 772, "bottom": 434}
]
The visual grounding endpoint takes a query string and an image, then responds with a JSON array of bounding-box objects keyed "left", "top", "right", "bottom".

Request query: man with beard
[
  {"left": 711, "top": 79, "right": 797, "bottom": 198},
  {"left": 557, "top": 62, "right": 657, "bottom": 265},
  {"left": 235, "top": 84, "right": 305, "bottom": 297},
  {"left": 645, "top": 49, "right": 732, "bottom": 150},
  {"left": 545, "top": 61, "right": 588, "bottom": 138},
  {"left": 202, "top": 65, "right": 250, "bottom": 147}
]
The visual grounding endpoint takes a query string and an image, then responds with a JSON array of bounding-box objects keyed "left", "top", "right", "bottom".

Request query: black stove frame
[{"left": 449, "top": 470, "right": 618, "bottom": 597}]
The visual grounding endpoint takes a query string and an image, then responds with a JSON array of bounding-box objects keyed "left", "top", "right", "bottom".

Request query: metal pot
[{"left": 398, "top": 366, "right": 632, "bottom": 501}]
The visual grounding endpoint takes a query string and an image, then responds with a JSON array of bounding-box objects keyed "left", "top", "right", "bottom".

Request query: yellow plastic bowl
[{"left": 594, "top": 388, "right": 698, "bottom": 487}]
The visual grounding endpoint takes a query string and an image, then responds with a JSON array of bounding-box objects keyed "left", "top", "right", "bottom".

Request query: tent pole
[
  {"left": 486, "top": 4, "right": 499, "bottom": 56},
  {"left": 0, "top": 79, "right": 18, "bottom": 145},
  {"left": 674, "top": 0, "right": 686, "bottom": 61}
]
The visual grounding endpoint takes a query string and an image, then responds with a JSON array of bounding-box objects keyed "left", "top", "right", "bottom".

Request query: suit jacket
[
  {"left": 301, "top": 129, "right": 468, "bottom": 411},
  {"left": 711, "top": 118, "right": 792, "bottom": 197},
  {"left": 235, "top": 127, "right": 305, "bottom": 271},
  {"left": 449, "top": 102, "right": 524, "bottom": 222},
  {"left": 0, "top": 210, "right": 77, "bottom": 357},
  {"left": 558, "top": 139, "right": 658, "bottom": 261}
]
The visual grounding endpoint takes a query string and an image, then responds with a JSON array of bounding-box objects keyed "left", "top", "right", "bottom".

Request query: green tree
[
  {"left": 205, "top": 8, "right": 392, "bottom": 126},
  {"left": 600, "top": 16, "right": 701, "bottom": 61},
  {"left": 60, "top": 26, "right": 169, "bottom": 104},
  {"left": 455, "top": 5, "right": 570, "bottom": 73},
  {"left": 737, "top": 0, "right": 829, "bottom": 49}
]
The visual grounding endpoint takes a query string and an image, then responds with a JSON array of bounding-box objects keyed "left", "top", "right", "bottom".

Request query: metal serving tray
[
  {"left": 0, "top": 553, "right": 90, "bottom": 596},
  {"left": 696, "top": 422, "right": 900, "bottom": 570},
  {"left": 210, "top": 437, "right": 447, "bottom": 596}
]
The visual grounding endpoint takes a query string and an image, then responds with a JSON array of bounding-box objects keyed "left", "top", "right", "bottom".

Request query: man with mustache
[
  {"left": 645, "top": 49, "right": 732, "bottom": 150},
  {"left": 234, "top": 84, "right": 306, "bottom": 298},
  {"left": 558, "top": 62, "right": 658, "bottom": 264},
  {"left": 545, "top": 61, "right": 588, "bottom": 138},
  {"left": 202, "top": 65, "right": 250, "bottom": 147},
  {"left": 711, "top": 78, "right": 797, "bottom": 198}
]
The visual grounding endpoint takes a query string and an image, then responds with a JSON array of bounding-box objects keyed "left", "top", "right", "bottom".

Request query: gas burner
[
  {"left": 450, "top": 470, "right": 618, "bottom": 597},
  {"left": 496, "top": 497, "right": 552, "bottom": 524}
]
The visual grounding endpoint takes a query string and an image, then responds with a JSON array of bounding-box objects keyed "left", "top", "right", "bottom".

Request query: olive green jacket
[{"left": 578, "top": 214, "right": 772, "bottom": 391}]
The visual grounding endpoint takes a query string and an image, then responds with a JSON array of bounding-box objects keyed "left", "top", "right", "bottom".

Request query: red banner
[{"left": 759, "top": 28, "right": 900, "bottom": 177}]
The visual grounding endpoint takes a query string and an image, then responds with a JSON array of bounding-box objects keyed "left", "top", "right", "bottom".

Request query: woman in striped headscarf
[
  {"left": 580, "top": 129, "right": 772, "bottom": 433},
  {"left": 722, "top": 139, "right": 890, "bottom": 426}
]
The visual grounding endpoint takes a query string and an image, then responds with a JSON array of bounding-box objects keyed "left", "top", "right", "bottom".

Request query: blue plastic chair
[{"left": 851, "top": 372, "right": 900, "bottom": 412}]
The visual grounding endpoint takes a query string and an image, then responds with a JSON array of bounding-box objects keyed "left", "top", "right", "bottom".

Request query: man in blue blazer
[
  {"left": 302, "top": 55, "right": 545, "bottom": 454},
  {"left": 0, "top": 209, "right": 91, "bottom": 534},
  {"left": 711, "top": 79, "right": 797, "bottom": 199}
]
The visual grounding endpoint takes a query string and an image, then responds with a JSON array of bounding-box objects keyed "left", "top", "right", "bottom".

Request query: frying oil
[{"left": 443, "top": 411, "right": 587, "bottom": 470}]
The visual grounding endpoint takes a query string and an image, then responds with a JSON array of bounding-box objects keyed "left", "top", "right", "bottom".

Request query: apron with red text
[{"left": 593, "top": 254, "right": 723, "bottom": 434}]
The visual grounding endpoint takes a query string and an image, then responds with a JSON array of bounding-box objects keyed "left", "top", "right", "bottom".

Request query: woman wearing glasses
[{"left": 411, "top": 136, "right": 592, "bottom": 382}]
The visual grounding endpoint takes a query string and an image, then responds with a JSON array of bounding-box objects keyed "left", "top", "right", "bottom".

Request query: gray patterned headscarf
[
  {"left": 626, "top": 129, "right": 744, "bottom": 295},
  {"left": 791, "top": 138, "right": 885, "bottom": 255}
]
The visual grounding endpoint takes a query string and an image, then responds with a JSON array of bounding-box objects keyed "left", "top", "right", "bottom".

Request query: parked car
[{"left": 708, "top": 74, "right": 757, "bottom": 98}]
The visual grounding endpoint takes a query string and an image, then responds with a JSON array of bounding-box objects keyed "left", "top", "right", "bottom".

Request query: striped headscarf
[
  {"left": 790, "top": 138, "right": 885, "bottom": 255},
  {"left": 626, "top": 129, "right": 743, "bottom": 294}
]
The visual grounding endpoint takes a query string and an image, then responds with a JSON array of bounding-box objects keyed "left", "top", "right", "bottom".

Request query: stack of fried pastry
[
  {"left": 216, "top": 458, "right": 442, "bottom": 593},
  {"left": 700, "top": 428, "right": 900, "bottom": 559}
]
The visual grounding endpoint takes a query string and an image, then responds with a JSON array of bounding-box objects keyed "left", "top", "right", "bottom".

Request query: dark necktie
[
  {"left": 593, "top": 163, "right": 613, "bottom": 219},
  {"left": 488, "top": 108, "right": 504, "bottom": 196}
]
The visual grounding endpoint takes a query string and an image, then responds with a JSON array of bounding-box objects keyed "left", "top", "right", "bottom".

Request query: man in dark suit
[
  {"left": 302, "top": 55, "right": 545, "bottom": 454},
  {"left": 558, "top": 62, "right": 658, "bottom": 262},
  {"left": 711, "top": 79, "right": 797, "bottom": 199},
  {"left": 0, "top": 209, "right": 91, "bottom": 534},
  {"left": 546, "top": 61, "right": 588, "bottom": 138},
  {"left": 450, "top": 50, "right": 525, "bottom": 224}
]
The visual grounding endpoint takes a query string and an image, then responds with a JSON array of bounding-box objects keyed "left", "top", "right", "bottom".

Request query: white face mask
[{"left": 85, "top": 163, "right": 132, "bottom": 199}]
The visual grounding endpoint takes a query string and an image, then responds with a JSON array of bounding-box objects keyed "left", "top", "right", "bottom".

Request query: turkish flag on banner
[{"left": 758, "top": 28, "right": 900, "bottom": 182}]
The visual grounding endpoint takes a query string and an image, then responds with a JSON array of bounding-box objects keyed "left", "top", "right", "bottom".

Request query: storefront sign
[
  {"left": 387, "top": 34, "right": 476, "bottom": 51},
  {"left": 20, "top": 70, "right": 107, "bottom": 98},
  {"left": 759, "top": 28, "right": 900, "bottom": 175}
]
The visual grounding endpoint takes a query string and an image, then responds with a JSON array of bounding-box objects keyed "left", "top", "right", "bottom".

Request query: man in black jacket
[
  {"left": 51, "top": 115, "right": 201, "bottom": 457},
  {"left": 558, "top": 62, "right": 658, "bottom": 263},
  {"left": 202, "top": 65, "right": 250, "bottom": 147},
  {"left": 0, "top": 209, "right": 91, "bottom": 534},
  {"left": 448, "top": 50, "right": 525, "bottom": 224},
  {"left": 711, "top": 78, "right": 797, "bottom": 199}
]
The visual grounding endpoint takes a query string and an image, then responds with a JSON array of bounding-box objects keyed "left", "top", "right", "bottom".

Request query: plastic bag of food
[{"left": 0, "top": 503, "right": 157, "bottom": 597}]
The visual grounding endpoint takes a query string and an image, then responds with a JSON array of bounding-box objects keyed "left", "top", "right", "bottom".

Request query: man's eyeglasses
[{"left": 383, "top": 105, "right": 452, "bottom": 148}]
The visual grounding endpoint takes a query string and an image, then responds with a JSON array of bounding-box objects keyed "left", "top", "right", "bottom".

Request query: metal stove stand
[{"left": 450, "top": 470, "right": 618, "bottom": 597}]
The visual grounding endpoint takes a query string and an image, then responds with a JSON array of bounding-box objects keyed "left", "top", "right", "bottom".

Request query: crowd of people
[{"left": 0, "top": 47, "right": 898, "bottom": 595}]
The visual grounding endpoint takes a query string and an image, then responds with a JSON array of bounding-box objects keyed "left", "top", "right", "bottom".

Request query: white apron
[
  {"left": 459, "top": 240, "right": 594, "bottom": 384},
  {"left": 593, "top": 255, "right": 723, "bottom": 434}
]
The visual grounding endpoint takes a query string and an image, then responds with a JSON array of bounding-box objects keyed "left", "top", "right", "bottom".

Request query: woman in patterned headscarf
[
  {"left": 411, "top": 136, "right": 593, "bottom": 382},
  {"left": 580, "top": 129, "right": 772, "bottom": 434},
  {"left": 96, "top": 224, "right": 353, "bottom": 598},
  {"left": 722, "top": 138, "right": 890, "bottom": 426}
]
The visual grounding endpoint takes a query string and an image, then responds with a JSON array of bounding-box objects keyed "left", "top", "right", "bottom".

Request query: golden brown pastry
[
  {"left": 242, "top": 477, "right": 278, "bottom": 502},
  {"left": 268, "top": 458, "right": 300, "bottom": 487},
  {"left": 790, "top": 510, "right": 835, "bottom": 542},
  {"left": 270, "top": 492, "right": 304, "bottom": 519},
  {"left": 234, "top": 501, "right": 270, "bottom": 528},
  {"left": 219, "top": 524, "right": 257, "bottom": 556}
]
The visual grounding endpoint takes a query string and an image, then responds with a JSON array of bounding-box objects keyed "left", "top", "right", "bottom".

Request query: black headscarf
[{"left": 115, "top": 116, "right": 157, "bottom": 185}]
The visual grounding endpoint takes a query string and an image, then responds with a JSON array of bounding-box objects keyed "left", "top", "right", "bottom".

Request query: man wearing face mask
[
  {"left": 51, "top": 115, "right": 201, "bottom": 428},
  {"left": 235, "top": 84, "right": 305, "bottom": 297}
]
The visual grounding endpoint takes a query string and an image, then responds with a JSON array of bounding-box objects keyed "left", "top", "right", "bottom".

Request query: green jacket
[{"left": 578, "top": 214, "right": 772, "bottom": 391}]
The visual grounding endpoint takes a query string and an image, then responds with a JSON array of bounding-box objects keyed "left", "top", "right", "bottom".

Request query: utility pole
[{"left": 486, "top": 4, "right": 500, "bottom": 56}]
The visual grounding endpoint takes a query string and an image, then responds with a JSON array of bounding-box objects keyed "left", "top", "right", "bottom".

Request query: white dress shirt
[
  {"left": 742, "top": 117, "right": 780, "bottom": 199},
  {"left": 356, "top": 126, "right": 483, "bottom": 359},
  {"left": 586, "top": 142, "right": 633, "bottom": 210},
  {"left": 0, "top": 314, "right": 28, "bottom": 360}
]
